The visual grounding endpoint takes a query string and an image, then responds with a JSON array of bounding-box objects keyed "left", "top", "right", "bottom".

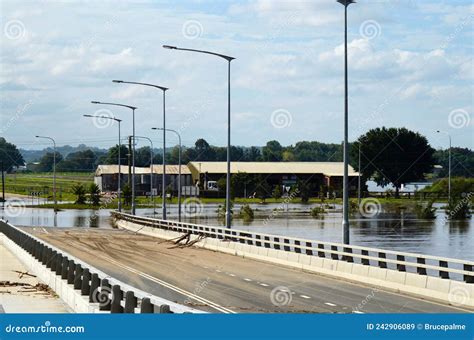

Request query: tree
[
  {"left": 71, "top": 184, "right": 86, "bottom": 204},
  {"left": 37, "top": 152, "right": 63, "bottom": 172},
  {"left": 262, "top": 140, "right": 283, "bottom": 161},
  {"left": 297, "top": 179, "right": 313, "bottom": 203},
  {"left": 243, "top": 147, "right": 261, "bottom": 161},
  {"left": 56, "top": 149, "right": 97, "bottom": 172},
  {"left": 195, "top": 138, "right": 215, "bottom": 160},
  {"left": 105, "top": 145, "right": 129, "bottom": 165},
  {"left": 88, "top": 183, "right": 101, "bottom": 206},
  {"left": 0, "top": 138, "right": 25, "bottom": 172},
  {"left": 353, "top": 128, "right": 435, "bottom": 197},
  {"left": 433, "top": 147, "right": 474, "bottom": 178},
  {"left": 122, "top": 184, "right": 132, "bottom": 206},
  {"left": 255, "top": 175, "right": 271, "bottom": 202},
  {"left": 272, "top": 185, "right": 283, "bottom": 199}
]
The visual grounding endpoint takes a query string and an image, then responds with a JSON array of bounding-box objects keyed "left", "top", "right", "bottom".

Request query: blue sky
[{"left": 1, "top": 0, "right": 472, "bottom": 151}]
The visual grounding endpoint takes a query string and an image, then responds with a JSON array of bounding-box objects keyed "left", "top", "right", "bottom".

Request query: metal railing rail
[
  {"left": 113, "top": 212, "right": 474, "bottom": 283},
  {"left": 0, "top": 219, "right": 202, "bottom": 314}
]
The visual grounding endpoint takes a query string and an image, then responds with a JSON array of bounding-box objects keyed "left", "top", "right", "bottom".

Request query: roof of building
[
  {"left": 95, "top": 164, "right": 191, "bottom": 176},
  {"left": 187, "top": 161, "right": 358, "bottom": 177}
]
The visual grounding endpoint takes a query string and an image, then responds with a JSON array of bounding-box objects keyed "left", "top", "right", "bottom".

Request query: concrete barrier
[
  {"left": 114, "top": 216, "right": 474, "bottom": 309},
  {"left": 0, "top": 220, "right": 203, "bottom": 314}
]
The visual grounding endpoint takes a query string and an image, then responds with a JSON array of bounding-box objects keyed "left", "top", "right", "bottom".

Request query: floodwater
[{"left": 1, "top": 201, "right": 472, "bottom": 261}]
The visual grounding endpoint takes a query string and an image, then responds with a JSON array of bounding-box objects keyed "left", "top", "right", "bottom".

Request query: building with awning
[
  {"left": 94, "top": 165, "right": 192, "bottom": 195},
  {"left": 187, "top": 161, "right": 359, "bottom": 193}
]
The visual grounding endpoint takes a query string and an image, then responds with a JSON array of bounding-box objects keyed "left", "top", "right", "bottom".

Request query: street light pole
[
  {"left": 163, "top": 44, "right": 235, "bottom": 228},
  {"left": 113, "top": 80, "right": 168, "bottom": 220},
  {"left": 35, "top": 135, "right": 56, "bottom": 210},
  {"left": 83, "top": 114, "right": 122, "bottom": 211},
  {"left": 153, "top": 127, "right": 182, "bottom": 222},
  {"left": 337, "top": 0, "right": 355, "bottom": 245},
  {"left": 437, "top": 130, "right": 451, "bottom": 204},
  {"left": 358, "top": 142, "right": 361, "bottom": 206},
  {"left": 134, "top": 136, "right": 155, "bottom": 217},
  {"left": 91, "top": 101, "right": 137, "bottom": 214}
]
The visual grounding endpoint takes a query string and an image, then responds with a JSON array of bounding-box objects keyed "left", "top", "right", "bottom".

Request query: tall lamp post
[
  {"left": 112, "top": 80, "right": 168, "bottom": 220},
  {"left": 337, "top": 0, "right": 355, "bottom": 245},
  {"left": 358, "top": 142, "right": 361, "bottom": 207},
  {"left": 163, "top": 44, "right": 235, "bottom": 229},
  {"left": 153, "top": 127, "right": 182, "bottom": 222},
  {"left": 91, "top": 101, "right": 138, "bottom": 214},
  {"left": 437, "top": 130, "right": 451, "bottom": 204},
  {"left": 84, "top": 114, "right": 123, "bottom": 211},
  {"left": 35, "top": 135, "right": 57, "bottom": 210},
  {"left": 134, "top": 135, "right": 155, "bottom": 217}
]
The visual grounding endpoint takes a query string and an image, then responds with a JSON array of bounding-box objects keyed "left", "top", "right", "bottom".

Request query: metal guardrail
[
  {"left": 113, "top": 212, "right": 474, "bottom": 283},
  {"left": 0, "top": 220, "right": 200, "bottom": 314}
]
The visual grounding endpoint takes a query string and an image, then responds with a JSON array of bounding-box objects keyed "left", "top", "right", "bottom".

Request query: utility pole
[
  {"left": 128, "top": 136, "right": 132, "bottom": 186},
  {"left": 1, "top": 161, "right": 5, "bottom": 203}
]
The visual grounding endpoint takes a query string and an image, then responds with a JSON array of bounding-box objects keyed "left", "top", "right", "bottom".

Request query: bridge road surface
[{"left": 20, "top": 227, "right": 471, "bottom": 314}]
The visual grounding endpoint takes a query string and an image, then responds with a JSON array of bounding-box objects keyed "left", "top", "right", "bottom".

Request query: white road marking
[
  {"left": 101, "top": 256, "right": 235, "bottom": 314},
  {"left": 353, "top": 311, "right": 364, "bottom": 314},
  {"left": 216, "top": 269, "right": 222, "bottom": 273},
  {"left": 300, "top": 295, "right": 311, "bottom": 299},
  {"left": 259, "top": 283, "right": 269, "bottom": 287},
  {"left": 325, "top": 302, "right": 337, "bottom": 307},
  {"left": 228, "top": 273, "right": 236, "bottom": 277},
  {"left": 244, "top": 278, "right": 252, "bottom": 282}
]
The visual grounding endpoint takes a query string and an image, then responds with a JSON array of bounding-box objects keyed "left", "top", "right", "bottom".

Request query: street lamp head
[
  {"left": 163, "top": 45, "right": 177, "bottom": 50},
  {"left": 436, "top": 130, "right": 440, "bottom": 133},
  {"left": 337, "top": 0, "right": 355, "bottom": 6},
  {"left": 35, "top": 135, "right": 40, "bottom": 138},
  {"left": 83, "top": 114, "right": 93, "bottom": 118},
  {"left": 112, "top": 80, "right": 123, "bottom": 83},
  {"left": 91, "top": 101, "right": 101, "bottom": 104}
]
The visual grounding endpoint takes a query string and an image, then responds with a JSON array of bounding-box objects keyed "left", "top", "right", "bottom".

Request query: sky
[{"left": 0, "top": 0, "right": 473, "bottom": 151}]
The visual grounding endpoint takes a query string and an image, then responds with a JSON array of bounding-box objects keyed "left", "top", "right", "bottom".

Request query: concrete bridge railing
[
  {"left": 0, "top": 219, "right": 202, "bottom": 314},
  {"left": 113, "top": 211, "right": 474, "bottom": 309}
]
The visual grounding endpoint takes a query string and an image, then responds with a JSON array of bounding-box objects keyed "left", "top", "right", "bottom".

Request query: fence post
[
  {"left": 111, "top": 285, "right": 124, "bottom": 313},
  {"left": 463, "top": 264, "right": 474, "bottom": 283},
  {"left": 61, "top": 257, "right": 69, "bottom": 279},
  {"left": 378, "top": 252, "right": 387, "bottom": 268},
  {"left": 81, "top": 268, "right": 91, "bottom": 296},
  {"left": 89, "top": 273, "right": 100, "bottom": 302},
  {"left": 99, "top": 279, "right": 111, "bottom": 311},
  {"left": 140, "top": 298, "right": 154, "bottom": 313},
  {"left": 67, "top": 260, "right": 75, "bottom": 284},
  {"left": 417, "top": 257, "right": 427, "bottom": 275},
  {"left": 439, "top": 260, "right": 449, "bottom": 279},
  {"left": 160, "top": 304, "right": 172, "bottom": 313},
  {"left": 73, "top": 264, "right": 83, "bottom": 290},
  {"left": 396, "top": 255, "right": 406, "bottom": 272},
  {"left": 124, "top": 291, "right": 137, "bottom": 313}
]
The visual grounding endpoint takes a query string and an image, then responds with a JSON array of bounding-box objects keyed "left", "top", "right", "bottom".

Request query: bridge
[{"left": 1, "top": 213, "right": 473, "bottom": 314}]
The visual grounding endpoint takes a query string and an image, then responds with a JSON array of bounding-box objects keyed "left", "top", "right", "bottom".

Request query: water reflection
[{"left": 1, "top": 203, "right": 472, "bottom": 260}]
